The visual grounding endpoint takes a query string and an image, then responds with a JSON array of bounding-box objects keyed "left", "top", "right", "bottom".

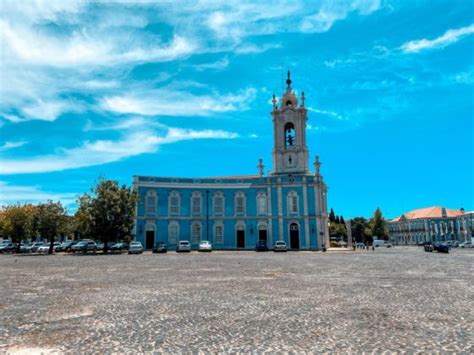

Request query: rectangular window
[
  {"left": 192, "top": 196, "right": 201, "bottom": 216},
  {"left": 214, "top": 196, "right": 223, "bottom": 216},
  {"left": 169, "top": 196, "right": 179, "bottom": 215},
  {"left": 169, "top": 224, "right": 178, "bottom": 244},
  {"left": 192, "top": 223, "right": 201, "bottom": 243},
  {"left": 291, "top": 196, "right": 298, "bottom": 213},
  {"left": 236, "top": 197, "right": 244, "bottom": 215},
  {"left": 257, "top": 196, "right": 267, "bottom": 215},
  {"left": 146, "top": 195, "right": 156, "bottom": 215},
  {"left": 215, "top": 225, "right": 223, "bottom": 243}
]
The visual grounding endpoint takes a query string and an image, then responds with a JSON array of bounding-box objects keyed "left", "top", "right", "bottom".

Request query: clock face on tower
[{"left": 284, "top": 153, "right": 297, "bottom": 168}]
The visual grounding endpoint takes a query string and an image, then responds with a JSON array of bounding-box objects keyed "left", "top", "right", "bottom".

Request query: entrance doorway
[
  {"left": 290, "top": 223, "right": 299, "bottom": 250},
  {"left": 146, "top": 231, "right": 155, "bottom": 249},
  {"left": 237, "top": 230, "right": 245, "bottom": 248},
  {"left": 258, "top": 229, "right": 267, "bottom": 242}
]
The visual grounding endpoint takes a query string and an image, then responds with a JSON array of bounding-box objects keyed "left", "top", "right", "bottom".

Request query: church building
[{"left": 133, "top": 72, "right": 329, "bottom": 250}]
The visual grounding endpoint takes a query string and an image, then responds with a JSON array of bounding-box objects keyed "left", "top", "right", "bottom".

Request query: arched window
[
  {"left": 145, "top": 190, "right": 157, "bottom": 216},
  {"left": 234, "top": 192, "right": 246, "bottom": 216},
  {"left": 285, "top": 122, "right": 295, "bottom": 147},
  {"left": 191, "top": 192, "right": 202, "bottom": 216},
  {"left": 257, "top": 191, "right": 267, "bottom": 215},
  {"left": 168, "top": 191, "right": 180, "bottom": 216},
  {"left": 168, "top": 221, "right": 179, "bottom": 244},
  {"left": 213, "top": 192, "right": 224, "bottom": 216},
  {"left": 214, "top": 222, "right": 224, "bottom": 244},
  {"left": 191, "top": 221, "right": 201, "bottom": 243},
  {"left": 287, "top": 190, "right": 299, "bottom": 215}
]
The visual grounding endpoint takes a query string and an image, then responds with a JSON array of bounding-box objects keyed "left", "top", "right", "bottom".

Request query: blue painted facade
[{"left": 133, "top": 73, "right": 329, "bottom": 250}]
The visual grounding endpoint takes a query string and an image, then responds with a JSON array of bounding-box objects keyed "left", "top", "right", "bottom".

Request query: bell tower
[{"left": 271, "top": 71, "right": 309, "bottom": 175}]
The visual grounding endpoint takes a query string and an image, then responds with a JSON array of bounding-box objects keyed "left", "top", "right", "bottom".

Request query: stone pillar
[{"left": 345, "top": 219, "right": 353, "bottom": 249}]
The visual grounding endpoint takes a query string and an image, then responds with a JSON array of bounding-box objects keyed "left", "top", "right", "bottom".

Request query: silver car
[
  {"left": 273, "top": 240, "right": 288, "bottom": 252},
  {"left": 176, "top": 240, "right": 191, "bottom": 253},
  {"left": 128, "top": 241, "right": 144, "bottom": 254},
  {"left": 198, "top": 240, "right": 212, "bottom": 252}
]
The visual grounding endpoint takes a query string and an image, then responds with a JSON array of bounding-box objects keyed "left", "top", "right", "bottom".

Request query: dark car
[
  {"left": 424, "top": 243, "right": 434, "bottom": 252},
  {"left": 152, "top": 242, "right": 167, "bottom": 253},
  {"left": 255, "top": 240, "right": 269, "bottom": 252},
  {"left": 0, "top": 242, "right": 16, "bottom": 253},
  {"left": 433, "top": 242, "right": 449, "bottom": 253},
  {"left": 56, "top": 241, "right": 77, "bottom": 252}
]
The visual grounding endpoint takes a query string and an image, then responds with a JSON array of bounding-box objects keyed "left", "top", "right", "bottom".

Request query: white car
[
  {"left": 38, "top": 243, "right": 60, "bottom": 254},
  {"left": 273, "top": 240, "right": 288, "bottom": 252},
  {"left": 176, "top": 240, "right": 191, "bottom": 253},
  {"left": 128, "top": 241, "right": 144, "bottom": 254},
  {"left": 198, "top": 240, "right": 212, "bottom": 252},
  {"left": 460, "top": 242, "right": 472, "bottom": 248}
]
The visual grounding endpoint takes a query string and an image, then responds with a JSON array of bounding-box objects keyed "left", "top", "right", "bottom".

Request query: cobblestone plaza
[{"left": 1, "top": 248, "right": 472, "bottom": 353}]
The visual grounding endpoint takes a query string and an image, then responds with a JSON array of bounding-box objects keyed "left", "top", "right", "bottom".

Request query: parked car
[
  {"left": 55, "top": 241, "right": 77, "bottom": 252},
  {"left": 433, "top": 242, "right": 449, "bottom": 253},
  {"left": 72, "top": 240, "right": 97, "bottom": 254},
  {"left": 96, "top": 241, "right": 116, "bottom": 251},
  {"left": 128, "top": 241, "right": 144, "bottom": 254},
  {"left": 20, "top": 242, "right": 31, "bottom": 253},
  {"left": 26, "top": 242, "right": 45, "bottom": 253},
  {"left": 176, "top": 240, "right": 191, "bottom": 253},
  {"left": 37, "top": 243, "right": 60, "bottom": 254},
  {"left": 460, "top": 242, "right": 472, "bottom": 248},
  {"left": 0, "top": 242, "right": 16, "bottom": 253},
  {"left": 385, "top": 242, "right": 393, "bottom": 248},
  {"left": 110, "top": 242, "right": 129, "bottom": 253},
  {"left": 424, "top": 243, "right": 434, "bottom": 252},
  {"left": 255, "top": 240, "right": 268, "bottom": 252},
  {"left": 152, "top": 242, "right": 167, "bottom": 253},
  {"left": 273, "top": 240, "right": 288, "bottom": 252},
  {"left": 198, "top": 240, "right": 212, "bottom": 252}
]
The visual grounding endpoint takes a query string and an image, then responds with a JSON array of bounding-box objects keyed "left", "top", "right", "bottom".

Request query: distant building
[
  {"left": 132, "top": 72, "right": 329, "bottom": 250},
  {"left": 388, "top": 206, "right": 474, "bottom": 244}
]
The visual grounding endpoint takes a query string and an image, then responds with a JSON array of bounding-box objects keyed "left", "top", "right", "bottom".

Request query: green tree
[
  {"left": 370, "top": 207, "right": 388, "bottom": 240},
  {"left": 77, "top": 179, "right": 137, "bottom": 254},
  {"left": 1, "top": 204, "right": 36, "bottom": 252},
  {"left": 34, "top": 201, "right": 68, "bottom": 254},
  {"left": 329, "top": 208, "right": 336, "bottom": 223}
]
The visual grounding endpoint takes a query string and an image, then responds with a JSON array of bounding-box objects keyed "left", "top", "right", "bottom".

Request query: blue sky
[{"left": 0, "top": 0, "right": 473, "bottom": 218}]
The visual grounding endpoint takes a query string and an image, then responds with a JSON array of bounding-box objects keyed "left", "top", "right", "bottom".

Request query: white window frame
[
  {"left": 168, "top": 221, "right": 179, "bottom": 244},
  {"left": 191, "top": 192, "right": 202, "bottom": 217},
  {"left": 168, "top": 190, "right": 180, "bottom": 216},
  {"left": 214, "top": 222, "right": 224, "bottom": 244},
  {"left": 213, "top": 192, "right": 225, "bottom": 217},
  {"left": 287, "top": 190, "right": 299, "bottom": 216},
  {"left": 234, "top": 192, "right": 246, "bottom": 216},
  {"left": 256, "top": 191, "right": 267, "bottom": 216},
  {"left": 145, "top": 190, "right": 157, "bottom": 216},
  {"left": 191, "top": 221, "right": 202, "bottom": 243}
]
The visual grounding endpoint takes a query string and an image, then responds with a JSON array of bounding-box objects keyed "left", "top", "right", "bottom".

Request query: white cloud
[
  {"left": 0, "top": 181, "right": 77, "bottom": 207},
  {"left": 0, "top": 141, "right": 27, "bottom": 151},
  {"left": 0, "top": 127, "right": 238, "bottom": 175},
  {"left": 401, "top": 24, "right": 474, "bottom": 53},
  {"left": 101, "top": 87, "right": 257, "bottom": 116},
  {"left": 300, "top": 0, "right": 381, "bottom": 33},
  {"left": 307, "top": 107, "right": 346, "bottom": 120},
  {"left": 194, "top": 57, "right": 230, "bottom": 71}
]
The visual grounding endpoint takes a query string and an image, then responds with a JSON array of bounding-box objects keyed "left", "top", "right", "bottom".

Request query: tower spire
[{"left": 286, "top": 69, "right": 292, "bottom": 88}]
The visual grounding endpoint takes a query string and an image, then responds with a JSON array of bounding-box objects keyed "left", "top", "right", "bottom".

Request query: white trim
[
  {"left": 214, "top": 221, "right": 224, "bottom": 244},
  {"left": 191, "top": 191, "right": 202, "bottom": 217},
  {"left": 168, "top": 221, "right": 179, "bottom": 244},
  {"left": 287, "top": 190, "right": 299, "bottom": 216},
  {"left": 145, "top": 190, "right": 157, "bottom": 216},
  {"left": 168, "top": 190, "right": 181, "bottom": 217},
  {"left": 234, "top": 191, "right": 246, "bottom": 217},
  {"left": 256, "top": 190, "right": 267, "bottom": 216},
  {"left": 213, "top": 191, "right": 225, "bottom": 217},
  {"left": 191, "top": 220, "right": 202, "bottom": 243}
]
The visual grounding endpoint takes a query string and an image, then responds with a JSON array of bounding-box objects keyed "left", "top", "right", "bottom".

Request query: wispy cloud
[
  {"left": 0, "top": 141, "right": 27, "bottom": 151},
  {"left": 0, "top": 127, "right": 238, "bottom": 175},
  {"left": 0, "top": 181, "right": 77, "bottom": 207},
  {"left": 194, "top": 57, "right": 230, "bottom": 71},
  {"left": 401, "top": 24, "right": 474, "bottom": 53},
  {"left": 101, "top": 87, "right": 257, "bottom": 116},
  {"left": 300, "top": 0, "right": 381, "bottom": 33}
]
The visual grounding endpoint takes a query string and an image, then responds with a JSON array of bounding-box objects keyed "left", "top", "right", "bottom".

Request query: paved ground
[{"left": 0, "top": 247, "right": 473, "bottom": 353}]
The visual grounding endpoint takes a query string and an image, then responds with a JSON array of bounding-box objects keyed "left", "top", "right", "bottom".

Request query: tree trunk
[
  {"left": 103, "top": 237, "right": 108, "bottom": 255},
  {"left": 49, "top": 238, "right": 54, "bottom": 255}
]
